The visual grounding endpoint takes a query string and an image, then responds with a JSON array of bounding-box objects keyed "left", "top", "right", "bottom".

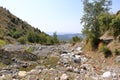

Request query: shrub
[
  {"left": 18, "top": 37, "right": 27, "bottom": 44},
  {"left": 98, "top": 42, "right": 104, "bottom": 50},
  {"left": 99, "top": 45, "right": 112, "bottom": 58},
  {"left": 71, "top": 36, "right": 82, "bottom": 43},
  {"left": 25, "top": 46, "right": 33, "bottom": 53},
  {"left": 0, "top": 40, "right": 6, "bottom": 47},
  {"left": 43, "top": 56, "right": 59, "bottom": 68},
  {"left": 114, "top": 49, "right": 120, "bottom": 56}
]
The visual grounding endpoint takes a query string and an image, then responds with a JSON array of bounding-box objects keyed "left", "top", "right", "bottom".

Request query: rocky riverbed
[{"left": 0, "top": 43, "right": 120, "bottom": 80}]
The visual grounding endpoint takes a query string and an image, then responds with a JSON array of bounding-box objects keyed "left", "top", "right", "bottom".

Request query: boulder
[{"left": 102, "top": 71, "right": 112, "bottom": 78}]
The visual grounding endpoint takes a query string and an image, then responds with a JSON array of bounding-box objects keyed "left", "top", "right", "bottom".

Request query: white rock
[
  {"left": 73, "top": 68, "right": 79, "bottom": 73},
  {"left": 60, "top": 74, "right": 69, "bottom": 80},
  {"left": 112, "top": 73, "right": 117, "bottom": 77},
  {"left": 76, "top": 47, "right": 82, "bottom": 53},
  {"left": 55, "top": 77, "right": 60, "bottom": 80},
  {"left": 115, "top": 56, "right": 120, "bottom": 63},
  {"left": 0, "top": 75, "right": 5, "bottom": 79},
  {"left": 81, "top": 57, "right": 88, "bottom": 63},
  {"left": 66, "top": 66, "right": 73, "bottom": 72},
  {"left": 102, "top": 71, "right": 112, "bottom": 78},
  {"left": 18, "top": 71, "right": 27, "bottom": 77}
]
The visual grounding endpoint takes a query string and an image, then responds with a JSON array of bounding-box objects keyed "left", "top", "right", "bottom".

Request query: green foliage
[
  {"left": 46, "top": 36, "right": 54, "bottom": 45},
  {"left": 25, "top": 46, "right": 33, "bottom": 53},
  {"left": 43, "top": 56, "right": 59, "bottom": 68},
  {"left": 114, "top": 49, "right": 120, "bottom": 56},
  {"left": 18, "top": 37, "right": 27, "bottom": 44},
  {"left": 39, "top": 32, "right": 47, "bottom": 44},
  {"left": 19, "top": 64, "right": 37, "bottom": 71},
  {"left": 27, "top": 31, "right": 36, "bottom": 43},
  {"left": 0, "top": 62, "right": 7, "bottom": 68},
  {"left": 99, "top": 45, "right": 112, "bottom": 58},
  {"left": 71, "top": 36, "right": 82, "bottom": 43},
  {"left": 81, "top": 0, "right": 112, "bottom": 50},
  {"left": 52, "top": 32, "right": 59, "bottom": 44},
  {"left": 98, "top": 13, "right": 114, "bottom": 34},
  {"left": 0, "top": 40, "right": 6, "bottom": 47},
  {"left": 110, "top": 13, "right": 120, "bottom": 39},
  {"left": 0, "top": 7, "right": 53, "bottom": 44}
]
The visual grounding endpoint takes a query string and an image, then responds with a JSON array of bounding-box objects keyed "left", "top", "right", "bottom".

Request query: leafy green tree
[
  {"left": 53, "top": 32, "right": 59, "bottom": 44},
  {"left": 110, "top": 13, "right": 120, "bottom": 39},
  {"left": 39, "top": 33, "right": 47, "bottom": 44},
  {"left": 81, "top": 0, "right": 112, "bottom": 50},
  {"left": 98, "top": 13, "right": 114, "bottom": 34},
  {"left": 46, "top": 36, "right": 54, "bottom": 45}
]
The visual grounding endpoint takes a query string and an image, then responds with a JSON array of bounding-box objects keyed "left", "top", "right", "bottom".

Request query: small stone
[
  {"left": 60, "top": 73, "right": 69, "bottom": 80},
  {"left": 66, "top": 66, "right": 73, "bottom": 72},
  {"left": 76, "top": 47, "right": 82, "bottom": 53},
  {"left": 73, "top": 68, "right": 80, "bottom": 73},
  {"left": 18, "top": 71, "right": 27, "bottom": 77},
  {"left": 55, "top": 77, "right": 60, "bottom": 80},
  {"left": 115, "top": 56, "right": 120, "bottom": 63}
]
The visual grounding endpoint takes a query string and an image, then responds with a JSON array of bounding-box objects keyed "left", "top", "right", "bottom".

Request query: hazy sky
[{"left": 0, "top": 0, "right": 119, "bottom": 34}]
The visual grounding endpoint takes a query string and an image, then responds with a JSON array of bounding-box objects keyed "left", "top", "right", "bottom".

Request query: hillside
[{"left": 0, "top": 7, "right": 52, "bottom": 44}]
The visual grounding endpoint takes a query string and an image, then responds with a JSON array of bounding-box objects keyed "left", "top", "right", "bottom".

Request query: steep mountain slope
[{"left": 0, "top": 7, "right": 51, "bottom": 44}]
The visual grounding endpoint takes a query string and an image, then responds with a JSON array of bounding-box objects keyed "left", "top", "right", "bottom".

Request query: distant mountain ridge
[{"left": 57, "top": 33, "right": 84, "bottom": 41}]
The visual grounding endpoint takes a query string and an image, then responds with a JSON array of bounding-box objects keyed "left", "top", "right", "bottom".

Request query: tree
[
  {"left": 81, "top": 0, "right": 112, "bottom": 50},
  {"left": 110, "top": 13, "right": 120, "bottom": 38},
  {"left": 98, "top": 13, "right": 114, "bottom": 34},
  {"left": 53, "top": 32, "right": 59, "bottom": 44},
  {"left": 46, "top": 36, "right": 54, "bottom": 45}
]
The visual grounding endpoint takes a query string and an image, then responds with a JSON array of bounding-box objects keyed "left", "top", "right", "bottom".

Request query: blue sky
[{"left": 0, "top": 0, "right": 119, "bottom": 34}]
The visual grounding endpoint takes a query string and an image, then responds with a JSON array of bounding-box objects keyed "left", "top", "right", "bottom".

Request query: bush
[
  {"left": 0, "top": 40, "right": 6, "bottom": 47},
  {"left": 25, "top": 46, "right": 33, "bottom": 53},
  {"left": 71, "top": 36, "right": 82, "bottom": 43},
  {"left": 18, "top": 37, "right": 27, "bottom": 44},
  {"left": 43, "top": 56, "right": 59, "bottom": 68},
  {"left": 99, "top": 45, "right": 112, "bottom": 58},
  {"left": 114, "top": 49, "right": 120, "bottom": 56}
]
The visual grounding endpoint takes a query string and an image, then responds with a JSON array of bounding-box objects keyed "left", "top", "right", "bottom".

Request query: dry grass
[
  {"left": 43, "top": 56, "right": 59, "bottom": 68},
  {"left": 0, "top": 39, "right": 6, "bottom": 47}
]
